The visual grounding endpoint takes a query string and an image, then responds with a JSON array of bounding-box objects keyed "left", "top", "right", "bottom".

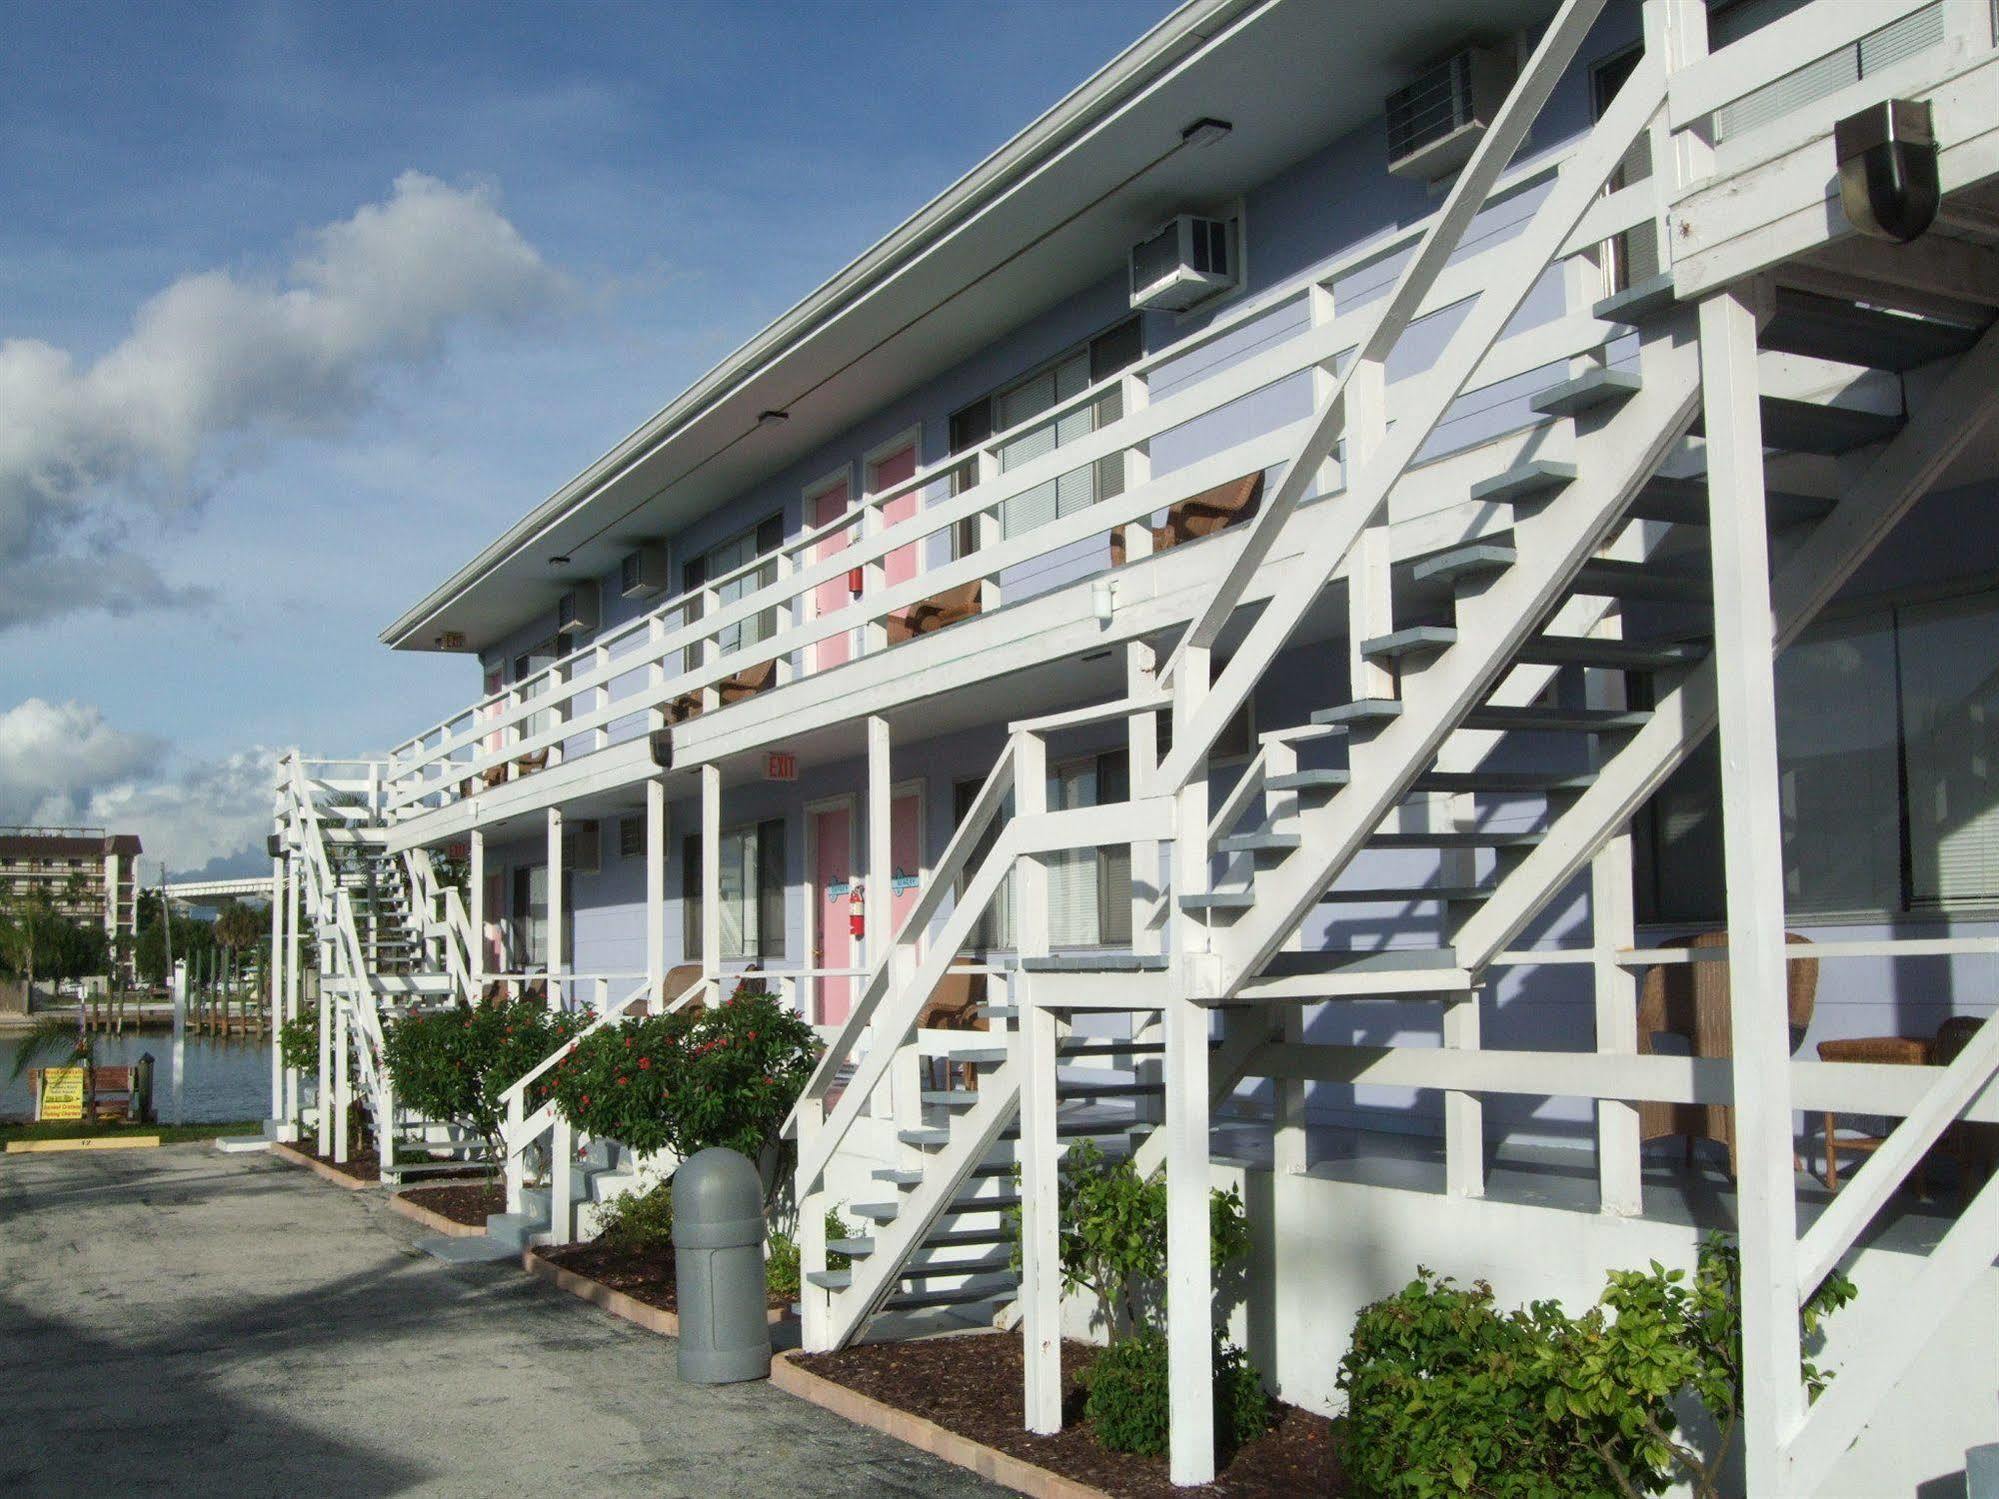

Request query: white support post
[
  {"left": 332, "top": 989, "right": 350, "bottom": 1163},
  {"left": 1172, "top": 649, "right": 1213, "bottom": 989},
  {"left": 1019, "top": 990, "right": 1062, "bottom": 1433},
  {"left": 974, "top": 448, "right": 1004, "bottom": 613},
  {"left": 1343, "top": 357, "right": 1393, "bottom": 703},
  {"left": 701, "top": 764, "right": 721, "bottom": 978},
  {"left": 1440, "top": 789, "right": 1484, "bottom": 1197},
  {"left": 269, "top": 855, "right": 285, "bottom": 1125},
  {"left": 1700, "top": 282, "right": 1803, "bottom": 1496},
  {"left": 316, "top": 937, "right": 332, "bottom": 1155},
  {"left": 799, "top": 1093, "right": 831, "bottom": 1349},
  {"left": 505, "top": 1093, "right": 526, "bottom": 1215},
  {"left": 1273, "top": 1005, "right": 1306, "bottom": 1175},
  {"left": 866, "top": 716, "right": 891, "bottom": 973},
  {"left": 546, "top": 806, "right": 565, "bottom": 1012},
  {"left": 1587, "top": 610, "right": 1643, "bottom": 1215},
  {"left": 1164, "top": 993, "right": 1215, "bottom": 1486},
  {"left": 285, "top": 855, "right": 301, "bottom": 1129},
  {"left": 551, "top": 1114, "right": 575, "bottom": 1244},
  {"left": 1128, "top": 642, "right": 1161, "bottom": 951},
  {"left": 468, "top": 828, "right": 486, "bottom": 992},
  {"left": 646, "top": 777, "right": 667, "bottom": 1001}
]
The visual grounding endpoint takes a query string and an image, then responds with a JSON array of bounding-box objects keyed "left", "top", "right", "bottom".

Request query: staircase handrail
[
  {"left": 1153, "top": 0, "right": 1619, "bottom": 789},
  {"left": 784, "top": 732, "right": 1021, "bottom": 1132},
  {"left": 499, "top": 975, "right": 654, "bottom": 1125}
]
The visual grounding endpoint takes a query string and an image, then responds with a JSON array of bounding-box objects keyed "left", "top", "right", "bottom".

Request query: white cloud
[
  {"left": 0, "top": 171, "right": 563, "bottom": 629},
  {"left": 0, "top": 698, "right": 273, "bottom": 877}
]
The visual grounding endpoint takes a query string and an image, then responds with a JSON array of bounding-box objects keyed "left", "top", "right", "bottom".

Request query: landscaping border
[
  {"left": 269, "top": 1141, "right": 376, "bottom": 1190},
  {"left": 390, "top": 1187, "right": 487, "bottom": 1238},
  {"left": 523, "top": 1250, "right": 792, "bottom": 1339},
  {"left": 769, "top": 1348, "right": 1111, "bottom": 1499}
]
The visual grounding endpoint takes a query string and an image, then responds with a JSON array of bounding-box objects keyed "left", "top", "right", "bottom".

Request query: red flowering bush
[
  {"left": 548, "top": 984, "right": 818, "bottom": 1160},
  {"left": 381, "top": 994, "right": 589, "bottom": 1159}
]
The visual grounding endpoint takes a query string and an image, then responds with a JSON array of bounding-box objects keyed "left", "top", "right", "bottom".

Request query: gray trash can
[{"left": 671, "top": 1147, "right": 772, "bottom": 1383}]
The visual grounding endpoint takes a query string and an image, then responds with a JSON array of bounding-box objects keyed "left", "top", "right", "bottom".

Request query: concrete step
[
  {"left": 1529, "top": 366, "right": 1642, "bottom": 418},
  {"left": 1460, "top": 704, "right": 1652, "bottom": 734},
  {"left": 417, "top": 1234, "right": 522, "bottom": 1264}
]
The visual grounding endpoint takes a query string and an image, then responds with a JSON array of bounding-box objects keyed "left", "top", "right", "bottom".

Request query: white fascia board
[{"left": 379, "top": 0, "right": 1262, "bottom": 653}]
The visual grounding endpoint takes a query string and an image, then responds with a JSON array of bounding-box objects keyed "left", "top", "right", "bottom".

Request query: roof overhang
[{"left": 383, "top": 0, "right": 1563, "bottom": 654}]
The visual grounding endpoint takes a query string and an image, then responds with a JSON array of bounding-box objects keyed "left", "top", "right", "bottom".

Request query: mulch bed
[
  {"left": 534, "top": 1239, "right": 792, "bottom": 1314},
  {"left": 793, "top": 1331, "right": 1345, "bottom": 1497},
  {"left": 301, "top": 1146, "right": 382, "bottom": 1183},
  {"left": 399, "top": 1182, "right": 505, "bottom": 1227}
]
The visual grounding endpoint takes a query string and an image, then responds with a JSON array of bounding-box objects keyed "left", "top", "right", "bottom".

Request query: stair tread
[
  {"left": 1181, "top": 891, "right": 1256, "bottom": 911},
  {"left": 1694, "top": 396, "right": 1903, "bottom": 456},
  {"left": 1530, "top": 366, "right": 1642, "bottom": 418},
  {"left": 1461, "top": 704, "right": 1652, "bottom": 732},
  {"left": 1628, "top": 474, "right": 1834, "bottom": 528},
  {"left": 1469, "top": 459, "right": 1577, "bottom": 507},
  {"left": 1369, "top": 829, "right": 1546, "bottom": 849},
  {"left": 1319, "top": 884, "right": 1494, "bottom": 903},
  {"left": 1260, "top": 949, "right": 1465, "bottom": 977},
  {"left": 1266, "top": 769, "right": 1352, "bottom": 792},
  {"left": 1571, "top": 558, "right": 1710, "bottom": 603},
  {"left": 1361, "top": 625, "right": 1457, "bottom": 661},
  {"left": 1591, "top": 272, "right": 1677, "bottom": 326},
  {"left": 1019, "top": 952, "right": 1169, "bottom": 973},
  {"left": 1215, "top": 831, "right": 1301, "bottom": 854},
  {"left": 1413, "top": 770, "right": 1598, "bottom": 793},
  {"left": 1310, "top": 698, "right": 1405, "bottom": 729},
  {"left": 1515, "top": 636, "right": 1705, "bottom": 671},
  {"left": 1762, "top": 288, "right": 1984, "bottom": 373},
  {"left": 1412, "top": 542, "right": 1516, "bottom": 586}
]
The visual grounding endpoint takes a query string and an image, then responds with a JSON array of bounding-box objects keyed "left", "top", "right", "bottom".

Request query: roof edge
[{"left": 380, "top": 0, "right": 1263, "bottom": 651}]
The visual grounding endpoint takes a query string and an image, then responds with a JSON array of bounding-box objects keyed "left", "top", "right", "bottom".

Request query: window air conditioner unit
[
  {"left": 564, "top": 821, "right": 600, "bottom": 876},
  {"left": 1385, "top": 45, "right": 1516, "bottom": 182},
  {"left": 556, "top": 581, "right": 599, "bottom": 636},
  {"left": 1128, "top": 214, "right": 1237, "bottom": 312},
  {"left": 620, "top": 544, "right": 668, "bottom": 599}
]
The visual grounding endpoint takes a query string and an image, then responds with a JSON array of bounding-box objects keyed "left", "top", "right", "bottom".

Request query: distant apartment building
[{"left": 0, "top": 826, "right": 144, "bottom": 978}]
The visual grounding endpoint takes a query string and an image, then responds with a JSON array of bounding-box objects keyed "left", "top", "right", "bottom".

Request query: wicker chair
[
  {"left": 1816, "top": 1033, "right": 1931, "bottom": 1192},
  {"left": 1636, "top": 930, "right": 1819, "bottom": 1176},
  {"left": 916, "top": 971, "right": 988, "bottom": 1091},
  {"left": 1109, "top": 470, "right": 1264, "bottom": 566},
  {"left": 668, "top": 658, "right": 777, "bottom": 723},
  {"left": 887, "top": 581, "right": 984, "bottom": 645}
]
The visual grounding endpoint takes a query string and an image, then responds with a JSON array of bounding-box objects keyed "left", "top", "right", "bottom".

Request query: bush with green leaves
[
  {"left": 765, "top": 1209, "right": 856, "bottom": 1301},
  {"left": 1011, "top": 1140, "right": 1270, "bottom": 1455},
  {"left": 1336, "top": 1233, "right": 1857, "bottom": 1498},
  {"left": 1083, "top": 1329, "right": 1271, "bottom": 1460},
  {"left": 381, "top": 995, "right": 589, "bottom": 1158},
  {"left": 548, "top": 985, "right": 818, "bottom": 1162},
  {"left": 594, "top": 1179, "right": 674, "bottom": 1252},
  {"left": 278, "top": 1006, "right": 319, "bottom": 1072}
]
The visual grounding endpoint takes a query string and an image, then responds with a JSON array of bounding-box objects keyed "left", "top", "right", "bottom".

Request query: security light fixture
[
  {"left": 1092, "top": 577, "right": 1116, "bottom": 624},
  {"left": 1180, "top": 117, "right": 1232, "bottom": 149},
  {"left": 1836, "top": 99, "right": 1939, "bottom": 243}
]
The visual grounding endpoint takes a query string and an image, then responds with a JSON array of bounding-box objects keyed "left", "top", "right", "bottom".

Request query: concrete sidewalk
[{"left": 0, "top": 1144, "right": 1004, "bottom": 1497}]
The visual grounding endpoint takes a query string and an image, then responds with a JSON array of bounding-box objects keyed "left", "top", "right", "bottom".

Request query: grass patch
[{"left": 0, "top": 1119, "right": 262, "bottom": 1146}]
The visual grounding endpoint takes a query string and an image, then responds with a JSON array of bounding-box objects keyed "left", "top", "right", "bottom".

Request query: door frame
[
  {"left": 803, "top": 464, "right": 857, "bottom": 672},
  {"left": 803, "top": 792, "right": 859, "bottom": 1021}
]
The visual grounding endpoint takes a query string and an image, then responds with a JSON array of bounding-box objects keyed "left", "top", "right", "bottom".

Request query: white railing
[{"left": 380, "top": 131, "right": 1662, "bottom": 820}]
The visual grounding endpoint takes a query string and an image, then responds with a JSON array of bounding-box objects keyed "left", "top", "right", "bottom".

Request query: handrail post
[
  {"left": 505, "top": 1093, "right": 525, "bottom": 1214},
  {"left": 798, "top": 1098, "right": 831, "bottom": 1351},
  {"left": 550, "top": 1114, "right": 575, "bottom": 1244}
]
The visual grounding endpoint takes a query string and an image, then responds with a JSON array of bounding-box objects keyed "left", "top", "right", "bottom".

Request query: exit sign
[{"left": 765, "top": 752, "right": 798, "bottom": 782}]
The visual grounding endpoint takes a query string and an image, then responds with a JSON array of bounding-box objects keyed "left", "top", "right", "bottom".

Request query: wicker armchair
[
  {"left": 1109, "top": 470, "right": 1264, "bottom": 566},
  {"left": 1636, "top": 930, "right": 1819, "bottom": 1175},
  {"left": 1816, "top": 1034, "right": 1930, "bottom": 1192},
  {"left": 668, "top": 658, "right": 777, "bottom": 723},
  {"left": 887, "top": 581, "right": 984, "bottom": 645},
  {"left": 917, "top": 971, "right": 989, "bottom": 1091}
]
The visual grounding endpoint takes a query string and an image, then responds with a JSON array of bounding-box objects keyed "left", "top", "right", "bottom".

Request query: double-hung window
[
  {"left": 683, "top": 514, "right": 785, "bottom": 656},
  {"left": 948, "top": 319, "right": 1143, "bottom": 549},
  {"left": 683, "top": 818, "right": 787, "bottom": 961}
]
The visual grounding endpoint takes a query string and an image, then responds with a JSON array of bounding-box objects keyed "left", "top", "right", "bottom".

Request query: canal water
[{"left": 0, "top": 1030, "right": 273, "bottom": 1124}]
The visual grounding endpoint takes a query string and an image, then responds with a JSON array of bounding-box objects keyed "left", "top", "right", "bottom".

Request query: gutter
[{"left": 380, "top": 0, "right": 1265, "bottom": 650}]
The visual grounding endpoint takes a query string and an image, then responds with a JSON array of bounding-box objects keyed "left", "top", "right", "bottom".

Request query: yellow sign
[{"left": 37, "top": 1067, "right": 86, "bottom": 1122}]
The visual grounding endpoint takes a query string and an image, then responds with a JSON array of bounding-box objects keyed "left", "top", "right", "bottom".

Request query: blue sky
[{"left": 0, "top": 0, "right": 1170, "bottom": 874}]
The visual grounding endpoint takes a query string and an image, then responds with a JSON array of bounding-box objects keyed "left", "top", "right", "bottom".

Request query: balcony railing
[{"left": 381, "top": 0, "right": 1969, "bottom": 825}]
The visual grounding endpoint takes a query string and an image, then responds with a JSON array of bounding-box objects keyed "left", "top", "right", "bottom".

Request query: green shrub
[
  {"left": 548, "top": 985, "right": 818, "bottom": 1162},
  {"left": 382, "top": 995, "right": 588, "bottom": 1157},
  {"left": 766, "top": 1209, "right": 855, "bottom": 1301},
  {"left": 1336, "top": 1235, "right": 1858, "bottom": 1498},
  {"left": 278, "top": 1006, "right": 319, "bottom": 1072},
  {"left": 1082, "top": 1330, "right": 1271, "bottom": 1460},
  {"left": 595, "top": 1179, "right": 673, "bottom": 1252}
]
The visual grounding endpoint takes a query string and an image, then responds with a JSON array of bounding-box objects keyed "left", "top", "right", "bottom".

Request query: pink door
[
  {"left": 813, "top": 804, "right": 855, "bottom": 1023},
  {"left": 872, "top": 444, "right": 920, "bottom": 599},
  {"left": 482, "top": 871, "right": 506, "bottom": 978},
  {"left": 889, "top": 789, "right": 922, "bottom": 944},
  {"left": 811, "top": 479, "right": 852, "bottom": 673}
]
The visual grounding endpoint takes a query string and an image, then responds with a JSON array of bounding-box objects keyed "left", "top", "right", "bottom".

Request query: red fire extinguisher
[
  {"left": 847, "top": 565, "right": 865, "bottom": 595},
  {"left": 848, "top": 882, "right": 866, "bottom": 941}
]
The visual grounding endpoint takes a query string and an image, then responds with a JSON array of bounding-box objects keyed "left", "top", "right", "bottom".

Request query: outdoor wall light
[
  {"left": 1835, "top": 99, "right": 1939, "bottom": 243},
  {"left": 1181, "top": 117, "right": 1233, "bottom": 149},
  {"left": 1092, "top": 577, "right": 1116, "bottom": 623}
]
